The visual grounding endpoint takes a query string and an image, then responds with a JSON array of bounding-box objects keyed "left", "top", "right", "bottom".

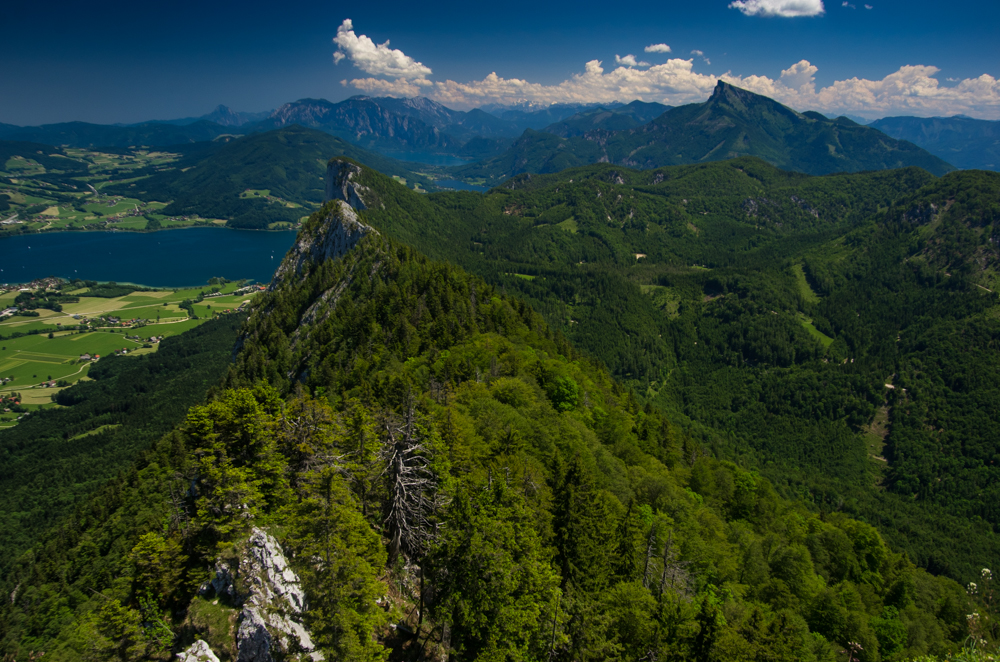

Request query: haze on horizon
[{"left": 2, "top": 0, "right": 998, "bottom": 125}]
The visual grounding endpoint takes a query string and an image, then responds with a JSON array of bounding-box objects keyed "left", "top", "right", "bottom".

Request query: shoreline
[{"left": 0, "top": 223, "right": 300, "bottom": 238}]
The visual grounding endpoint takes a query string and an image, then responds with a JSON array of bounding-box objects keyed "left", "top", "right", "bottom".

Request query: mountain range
[
  {"left": 454, "top": 81, "right": 955, "bottom": 179},
  {"left": 869, "top": 115, "right": 1000, "bottom": 170},
  {"left": 3, "top": 153, "right": 998, "bottom": 660},
  {"left": 7, "top": 88, "right": 998, "bottom": 178}
]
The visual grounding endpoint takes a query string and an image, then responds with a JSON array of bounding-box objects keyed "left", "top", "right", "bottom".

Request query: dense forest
[
  {"left": 0, "top": 315, "right": 244, "bottom": 571},
  {"left": 312, "top": 157, "right": 1000, "bottom": 585},
  {"left": 1, "top": 212, "right": 993, "bottom": 661}
]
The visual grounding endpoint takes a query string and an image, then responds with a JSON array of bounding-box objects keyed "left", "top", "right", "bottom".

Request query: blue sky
[{"left": 2, "top": 0, "right": 998, "bottom": 125}]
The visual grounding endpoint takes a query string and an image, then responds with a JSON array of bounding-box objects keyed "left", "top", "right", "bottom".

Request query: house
[{"left": 79, "top": 354, "right": 91, "bottom": 361}]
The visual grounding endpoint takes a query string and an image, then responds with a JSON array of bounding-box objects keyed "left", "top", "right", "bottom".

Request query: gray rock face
[
  {"left": 324, "top": 159, "right": 373, "bottom": 211},
  {"left": 269, "top": 200, "right": 376, "bottom": 291},
  {"left": 177, "top": 639, "right": 221, "bottom": 662},
  {"left": 205, "top": 528, "right": 323, "bottom": 662}
]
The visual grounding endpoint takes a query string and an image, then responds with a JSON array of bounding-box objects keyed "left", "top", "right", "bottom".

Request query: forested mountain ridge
[
  {"left": 0, "top": 120, "right": 236, "bottom": 148},
  {"left": 0, "top": 181, "right": 991, "bottom": 661},
  {"left": 453, "top": 81, "right": 955, "bottom": 181},
  {"left": 292, "top": 158, "right": 1000, "bottom": 586}
]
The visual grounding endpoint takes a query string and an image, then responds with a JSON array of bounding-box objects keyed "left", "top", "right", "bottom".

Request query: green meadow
[{"left": 0, "top": 281, "right": 259, "bottom": 421}]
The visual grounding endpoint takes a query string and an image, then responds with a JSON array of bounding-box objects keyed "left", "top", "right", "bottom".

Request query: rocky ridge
[{"left": 195, "top": 527, "right": 323, "bottom": 662}]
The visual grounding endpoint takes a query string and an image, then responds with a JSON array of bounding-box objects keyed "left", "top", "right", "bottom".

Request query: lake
[
  {"left": 435, "top": 179, "right": 490, "bottom": 193},
  {"left": 0, "top": 228, "right": 298, "bottom": 287},
  {"left": 378, "top": 150, "right": 473, "bottom": 167}
]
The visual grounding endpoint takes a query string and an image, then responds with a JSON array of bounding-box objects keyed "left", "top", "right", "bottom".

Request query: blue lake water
[
  {"left": 0, "top": 228, "right": 298, "bottom": 287},
  {"left": 379, "top": 150, "right": 473, "bottom": 167},
  {"left": 435, "top": 179, "right": 489, "bottom": 193}
]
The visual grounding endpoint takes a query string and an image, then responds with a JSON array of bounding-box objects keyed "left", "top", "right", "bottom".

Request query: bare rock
[
  {"left": 269, "top": 200, "right": 376, "bottom": 290},
  {"left": 325, "top": 159, "right": 374, "bottom": 211},
  {"left": 177, "top": 639, "right": 221, "bottom": 662},
  {"left": 203, "top": 528, "right": 323, "bottom": 662}
]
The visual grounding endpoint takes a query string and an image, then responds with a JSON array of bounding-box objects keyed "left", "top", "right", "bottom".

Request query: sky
[{"left": 2, "top": 0, "right": 998, "bottom": 125}]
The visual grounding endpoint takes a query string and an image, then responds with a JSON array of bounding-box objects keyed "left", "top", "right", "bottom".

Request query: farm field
[
  {"left": 1, "top": 146, "right": 229, "bottom": 234},
  {"left": 0, "top": 280, "right": 257, "bottom": 423}
]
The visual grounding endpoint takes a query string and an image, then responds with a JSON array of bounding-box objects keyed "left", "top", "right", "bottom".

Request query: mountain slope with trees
[
  {"left": 454, "top": 82, "right": 955, "bottom": 182},
  {"left": 306, "top": 158, "right": 1000, "bottom": 587},
  {"left": 0, "top": 193, "right": 990, "bottom": 661},
  {"left": 104, "top": 126, "right": 435, "bottom": 228}
]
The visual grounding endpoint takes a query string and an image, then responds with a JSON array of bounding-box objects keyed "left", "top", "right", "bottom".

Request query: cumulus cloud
[
  {"left": 726, "top": 63, "right": 1000, "bottom": 119},
  {"left": 864, "top": 3, "right": 872, "bottom": 8},
  {"left": 616, "top": 54, "right": 650, "bottom": 67},
  {"left": 842, "top": 1, "right": 856, "bottom": 8},
  {"left": 779, "top": 60, "right": 818, "bottom": 91},
  {"left": 645, "top": 43, "right": 672, "bottom": 54},
  {"left": 332, "top": 19, "right": 432, "bottom": 81},
  {"left": 729, "top": 0, "right": 825, "bottom": 17},
  {"left": 331, "top": 20, "right": 1000, "bottom": 119},
  {"left": 691, "top": 50, "right": 711, "bottom": 65},
  {"left": 428, "top": 59, "right": 718, "bottom": 109}
]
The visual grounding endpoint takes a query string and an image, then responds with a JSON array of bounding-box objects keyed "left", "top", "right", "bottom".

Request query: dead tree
[
  {"left": 658, "top": 530, "right": 692, "bottom": 601},
  {"left": 380, "top": 404, "right": 437, "bottom": 565}
]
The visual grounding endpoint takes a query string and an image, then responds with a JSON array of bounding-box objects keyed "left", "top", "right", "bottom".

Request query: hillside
[
  {"left": 0, "top": 184, "right": 987, "bottom": 661},
  {"left": 870, "top": 115, "right": 1000, "bottom": 171},
  {"left": 105, "top": 126, "right": 435, "bottom": 228},
  {"left": 310, "top": 157, "right": 1000, "bottom": 586},
  {"left": 0, "top": 120, "right": 236, "bottom": 148},
  {"left": 453, "top": 82, "right": 955, "bottom": 181}
]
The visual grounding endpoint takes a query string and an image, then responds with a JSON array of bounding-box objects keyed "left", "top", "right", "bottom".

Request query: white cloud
[
  {"left": 691, "top": 50, "right": 711, "bottom": 65},
  {"left": 428, "top": 59, "right": 718, "bottom": 109},
  {"left": 726, "top": 63, "right": 1000, "bottom": 119},
  {"left": 842, "top": 1, "right": 856, "bottom": 8},
  {"left": 864, "top": 3, "right": 872, "bottom": 8},
  {"left": 779, "top": 60, "right": 818, "bottom": 91},
  {"left": 729, "top": 0, "right": 825, "bottom": 17},
  {"left": 645, "top": 43, "right": 672, "bottom": 54},
  {"left": 331, "top": 20, "right": 1000, "bottom": 119},
  {"left": 616, "top": 54, "right": 650, "bottom": 67},
  {"left": 332, "top": 19, "right": 432, "bottom": 81}
]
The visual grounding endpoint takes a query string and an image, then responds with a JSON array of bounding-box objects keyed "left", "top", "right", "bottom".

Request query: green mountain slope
[
  {"left": 106, "top": 126, "right": 435, "bottom": 228},
  {"left": 311, "top": 157, "right": 1000, "bottom": 585},
  {"left": 869, "top": 115, "right": 1000, "bottom": 171},
  {"left": 0, "top": 315, "right": 245, "bottom": 573},
  {"left": 0, "top": 191, "right": 985, "bottom": 661},
  {"left": 454, "top": 82, "right": 955, "bottom": 182}
]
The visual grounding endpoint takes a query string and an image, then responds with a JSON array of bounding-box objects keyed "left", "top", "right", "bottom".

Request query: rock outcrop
[
  {"left": 203, "top": 528, "right": 322, "bottom": 662},
  {"left": 268, "top": 199, "right": 375, "bottom": 291},
  {"left": 325, "top": 159, "right": 374, "bottom": 211},
  {"left": 177, "top": 640, "right": 221, "bottom": 662}
]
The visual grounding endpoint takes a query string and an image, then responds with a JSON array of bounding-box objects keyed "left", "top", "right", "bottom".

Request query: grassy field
[{"left": 0, "top": 281, "right": 255, "bottom": 423}]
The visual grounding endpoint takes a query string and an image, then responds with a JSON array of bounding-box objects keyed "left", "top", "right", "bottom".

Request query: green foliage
[
  {"left": 0, "top": 314, "right": 245, "bottom": 569},
  {"left": 328, "top": 156, "right": 1000, "bottom": 585},
  {"left": 3, "top": 163, "right": 999, "bottom": 662}
]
